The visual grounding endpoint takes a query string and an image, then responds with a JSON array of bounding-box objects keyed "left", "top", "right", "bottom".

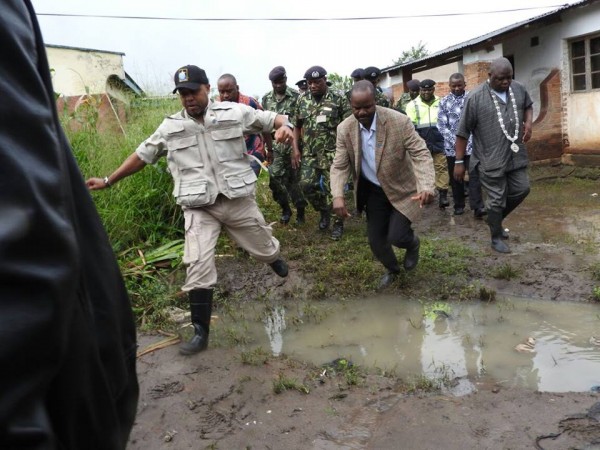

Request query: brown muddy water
[{"left": 237, "top": 296, "right": 600, "bottom": 394}]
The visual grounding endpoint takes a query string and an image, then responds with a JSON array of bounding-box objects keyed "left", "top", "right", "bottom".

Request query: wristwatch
[
  {"left": 103, "top": 176, "right": 112, "bottom": 187},
  {"left": 284, "top": 121, "right": 294, "bottom": 131}
]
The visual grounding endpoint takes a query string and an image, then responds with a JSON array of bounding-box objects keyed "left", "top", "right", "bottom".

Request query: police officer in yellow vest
[
  {"left": 87, "top": 65, "right": 295, "bottom": 355},
  {"left": 405, "top": 79, "right": 450, "bottom": 208}
]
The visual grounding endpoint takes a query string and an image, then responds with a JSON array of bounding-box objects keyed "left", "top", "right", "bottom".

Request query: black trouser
[
  {"left": 359, "top": 177, "right": 414, "bottom": 273},
  {"left": 447, "top": 155, "right": 484, "bottom": 211}
]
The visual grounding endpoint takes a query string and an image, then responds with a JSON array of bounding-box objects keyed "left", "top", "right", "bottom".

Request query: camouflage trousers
[
  {"left": 269, "top": 146, "right": 307, "bottom": 209},
  {"left": 299, "top": 152, "right": 335, "bottom": 212}
]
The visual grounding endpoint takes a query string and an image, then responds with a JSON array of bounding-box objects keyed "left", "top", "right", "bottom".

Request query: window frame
[{"left": 569, "top": 33, "right": 600, "bottom": 93}]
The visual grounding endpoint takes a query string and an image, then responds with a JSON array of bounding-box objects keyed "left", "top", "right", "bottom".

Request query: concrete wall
[{"left": 46, "top": 46, "right": 125, "bottom": 97}]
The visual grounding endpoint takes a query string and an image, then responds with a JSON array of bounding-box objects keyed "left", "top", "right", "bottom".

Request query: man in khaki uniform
[
  {"left": 331, "top": 81, "right": 435, "bottom": 289},
  {"left": 87, "top": 65, "right": 295, "bottom": 355}
]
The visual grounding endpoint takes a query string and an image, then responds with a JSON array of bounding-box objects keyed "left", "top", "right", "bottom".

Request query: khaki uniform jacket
[
  {"left": 136, "top": 101, "right": 277, "bottom": 208},
  {"left": 330, "top": 106, "right": 435, "bottom": 222}
]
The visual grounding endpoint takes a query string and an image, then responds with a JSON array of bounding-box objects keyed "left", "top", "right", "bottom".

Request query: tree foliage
[{"left": 392, "top": 41, "right": 430, "bottom": 66}]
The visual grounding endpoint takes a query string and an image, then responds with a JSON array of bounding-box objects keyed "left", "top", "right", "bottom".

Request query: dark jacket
[{"left": 0, "top": 1, "right": 138, "bottom": 448}]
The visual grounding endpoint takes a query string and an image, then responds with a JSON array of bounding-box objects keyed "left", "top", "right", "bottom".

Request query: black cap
[
  {"left": 268, "top": 66, "right": 287, "bottom": 81},
  {"left": 364, "top": 66, "right": 381, "bottom": 81},
  {"left": 172, "top": 65, "right": 209, "bottom": 94},
  {"left": 295, "top": 79, "right": 307, "bottom": 89},
  {"left": 406, "top": 79, "right": 421, "bottom": 90},
  {"left": 350, "top": 68, "right": 365, "bottom": 79},
  {"left": 420, "top": 79, "right": 436, "bottom": 89},
  {"left": 304, "top": 65, "right": 327, "bottom": 80}
]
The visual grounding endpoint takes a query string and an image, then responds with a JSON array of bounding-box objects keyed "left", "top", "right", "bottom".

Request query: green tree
[
  {"left": 327, "top": 72, "right": 352, "bottom": 96},
  {"left": 392, "top": 41, "right": 429, "bottom": 65}
]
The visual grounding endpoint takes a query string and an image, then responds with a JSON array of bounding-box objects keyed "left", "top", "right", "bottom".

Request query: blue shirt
[{"left": 360, "top": 113, "right": 379, "bottom": 186}]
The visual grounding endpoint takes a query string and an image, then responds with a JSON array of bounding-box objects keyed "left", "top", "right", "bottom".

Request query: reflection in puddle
[
  {"left": 247, "top": 296, "right": 600, "bottom": 393},
  {"left": 263, "top": 305, "right": 286, "bottom": 357}
]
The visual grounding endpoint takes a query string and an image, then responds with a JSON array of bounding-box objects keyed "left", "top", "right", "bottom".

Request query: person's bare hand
[
  {"left": 411, "top": 191, "right": 435, "bottom": 208},
  {"left": 332, "top": 197, "right": 351, "bottom": 218}
]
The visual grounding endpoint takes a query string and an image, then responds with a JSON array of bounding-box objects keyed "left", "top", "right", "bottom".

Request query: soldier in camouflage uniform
[
  {"left": 364, "top": 66, "right": 391, "bottom": 108},
  {"left": 291, "top": 65, "right": 350, "bottom": 240},
  {"left": 394, "top": 79, "right": 420, "bottom": 114},
  {"left": 262, "top": 66, "right": 307, "bottom": 225}
]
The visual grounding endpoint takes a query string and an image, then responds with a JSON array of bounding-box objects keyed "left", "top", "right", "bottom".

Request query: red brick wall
[
  {"left": 464, "top": 61, "right": 490, "bottom": 90},
  {"left": 527, "top": 69, "right": 563, "bottom": 161},
  {"left": 56, "top": 93, "right": 127, "bottom": 135}
]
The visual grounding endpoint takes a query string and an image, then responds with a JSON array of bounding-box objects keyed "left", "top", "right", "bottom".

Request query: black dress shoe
[
  {"left": 473, "top": 208, "right": 487, "bottom": 219},
  {"left": 403, "top": 236, "right": 420, "bottom": 271},
  {"left": 454, "top": 207, "right": 465, "bottom": 216},
  {"left": 269, "top": 258, "right": 289, "bottom": 277},
  {"left": 280, "top": 209, "right": 292, "bottom": 224},
  {"left": 377, "top": 271, "right": 398, "bottom": 290}
]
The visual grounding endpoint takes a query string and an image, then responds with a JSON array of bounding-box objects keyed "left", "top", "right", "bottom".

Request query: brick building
[
  {"left": 380, "top": 0, "right": 600, "bottom": 166},
  {"left": 46, "top": 44, "right": 144, "bottom": 133}
]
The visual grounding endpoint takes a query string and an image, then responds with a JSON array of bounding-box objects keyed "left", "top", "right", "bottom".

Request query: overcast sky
[{"left": 31, "top": 0, "right": 579, "bottom": 97}]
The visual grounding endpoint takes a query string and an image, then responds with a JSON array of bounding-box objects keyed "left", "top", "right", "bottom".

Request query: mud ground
[{"left": 129, "top": 166, "right": 600, "bottom": 450}]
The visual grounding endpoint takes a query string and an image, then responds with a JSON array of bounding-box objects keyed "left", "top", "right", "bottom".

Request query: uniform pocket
[
  {"left": 176, "top": 179, "right": 210, "bottom": 208},
  {"left": 224, "top": 171, "right": 257, "bottom": 198},
  {"left": 211, "top": 124, "right": 246, "bottom": 162},
  {"left": 167, "top": 135, "right": 203, "bottom": 168}
]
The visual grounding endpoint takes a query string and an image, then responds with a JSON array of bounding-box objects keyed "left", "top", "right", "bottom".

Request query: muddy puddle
[{"left": 234, "top": 296, "right": 600, "bottom": 394}]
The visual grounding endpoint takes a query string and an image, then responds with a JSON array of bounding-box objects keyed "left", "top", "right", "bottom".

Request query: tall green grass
[{"left": 64, "top": 96, "right": 182, "bottom": 250}]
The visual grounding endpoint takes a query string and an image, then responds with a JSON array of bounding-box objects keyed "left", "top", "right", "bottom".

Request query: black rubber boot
[
  {"left": 438, "top": 189, "right": 450, "bottom": 208},
  {"left": 279, "top": 202, "right": 292, "bottom": 225},
  {"left": 403, "top": 236, "right": 421, "bottom": 271},
  {"left": 503, "top": 190, "right": 530, "bottom": 219},
  {"left": 269, "top": 258, "right": 289, "bottom": 277},
  {"left": 295, "top": 207, "right": 305, "bottom": 225},
  {"left": 319, "top": 209, "right": 331, "bottom": 230},
  {"left": 487, "top": 209, "right": 510, "bottom": 253},
  {"left": 179, "top": 289, "right": 213, "bottom": 355}
]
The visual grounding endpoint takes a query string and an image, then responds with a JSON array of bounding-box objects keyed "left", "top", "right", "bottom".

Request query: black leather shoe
[
  {"left": 378, "top": 271, "right": 398, "bottom": 290},
  {"left": 474, "top": 208, "right": 487, "bottom": 219},
  {"left": 269, "top": 258, "right": 289, "bottom": 277},
  {"left": 280, "top": 209, "right": 292, "bottom": 225},
  {"left": 454, "top": 207, "right": 465, "bottom": 216},
  {"left": 491, "top": 237, "right": 510, "bottom": 253},
  {"left": 403, "top": 237, "right": 420, "bottom": 271},
  {"left": 179, "top": 325, "right": 208, "bottom": 355},
  {"left": 330, "top": 221, "right": 344, "bottom": 241},
  {"left": 295, "top": 208, "right": 305, "bottom": 225},
  {"left": 319, "top": 211, "right": 330, "bottom": 230}
]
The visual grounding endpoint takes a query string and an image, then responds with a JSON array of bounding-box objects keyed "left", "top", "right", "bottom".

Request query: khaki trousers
[
  {"left": 182, "top": 195, "right": 280, "bottom": 291},
  {"left": 433, "top": 152, "right": 449, "bottom": 190}
]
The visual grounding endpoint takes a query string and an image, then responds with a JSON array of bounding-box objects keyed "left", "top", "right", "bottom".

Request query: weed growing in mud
[
  {"left": 239, "top": 347, "right": 270, "bottom": 366},
  {"left": 272, "top": 373, "right": 310, "bottom": 394},
  {"left": 592, "top": 286, "right": 600, "bottom": 301},
  {"left": 479, "top": 287, "right": 497, "bottom": 302},
  {"left": 491, "top": 263, "right": 520, "bottom": 280},
  {"left": 590, "top": 262, "right": 600, "bottom": 281}
]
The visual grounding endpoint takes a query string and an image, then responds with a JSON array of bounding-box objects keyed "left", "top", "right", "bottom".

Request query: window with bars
[{"left": 570, "top": 34, "right": 600, "bottom": 92}]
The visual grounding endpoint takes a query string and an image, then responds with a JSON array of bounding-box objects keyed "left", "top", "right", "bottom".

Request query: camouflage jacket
[
  {"left": 345, "top": 88, "right": 390, "bottom": 108},
  {"left": 261, "top": 86, "right": 299, "bottom": 120},
  {"left": 294, "top": 89, "right": 349, "bottom": 156}
]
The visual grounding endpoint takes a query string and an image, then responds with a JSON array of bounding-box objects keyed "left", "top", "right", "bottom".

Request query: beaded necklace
[{"left": 489, "top": 83, "right": 520, "bottom": 152}]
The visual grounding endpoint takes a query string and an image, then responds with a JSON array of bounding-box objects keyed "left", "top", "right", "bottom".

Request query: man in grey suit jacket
[{"left": 331, "top": 81, "right": 436, "bottom": 289}]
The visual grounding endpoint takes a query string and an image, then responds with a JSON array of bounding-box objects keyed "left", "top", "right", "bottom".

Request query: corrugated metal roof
[
  {"left": 382, "top": 0, "right": 592, "bottom": 74},
  {"left": 45, "top": 44, "right": 125, "bottom": 56}
]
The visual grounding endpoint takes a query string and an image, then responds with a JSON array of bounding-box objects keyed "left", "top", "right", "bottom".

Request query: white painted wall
[{"left": 46, "top": 46, "right": 125, "bottom": 97}]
